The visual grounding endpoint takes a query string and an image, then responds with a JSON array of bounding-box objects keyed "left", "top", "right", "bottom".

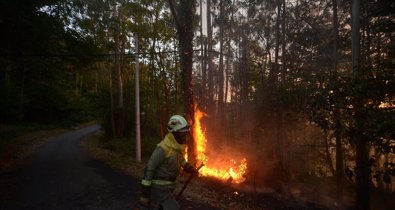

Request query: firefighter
[{"left": 139, "top": 115, "right": 198, "bottom": 210}]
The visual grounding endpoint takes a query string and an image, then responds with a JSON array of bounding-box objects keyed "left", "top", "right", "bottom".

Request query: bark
[
  {"left": 355, "top": 135, "right": 370, "bottom": 210},
  {"left": 203, "top": 38, "right": 208, "bottom": 108},
  {"left": 168, "top": 0, "right": 196, "bottom": 164},
  {"left": 352, "top": 0, "right": 370, "bottom": 209},
  {"left": 352, "top": 0, "right": 361, "bottom": 71},
  {"left": 116, "top": 37, "right": 123, "bottom": 109},
  {"left": 240, "top": 37, "right": 249, "bottom": 121},
  {"left": 281, "top": 0, "right": 286, "bottom": 82},
  {"left": 273, "top": 0, "right": 281, "bottom": 86},
  {"left": 95, "top": 67, "right": 98, "bottom": 93},
  {"left": 200, "top": 0, "right": 206, "bottom": 108},
  {"left": 324, "top": 131, "right": 336, "bottom": 176},
  {"left": 265, "top": 17, "right": 272, "bottom": 86},
  {"left": 335, "top": 118, "right": 344, "bottom": 207},
  {"left": 332, "top": 0, "right": 344, "bottom": 207},
  {"left": 224, "top": 40, "right": 231, "bottom": 124},
  {"left": 118, "top": 13, "right": 126, "bottom": 137},
  {"left": 217, "top": 0, "right": 225, "bottom": 124},
  {"left": 366, "top": 23, "right": 372, "bottom": 68},
  {"left": 109, "top": 67, "right": 116, "bottom": 138},
  {"left": 75, "top": 73, "right": 79, "bottom": 96},
  {"left": 156, "top": 42, "right": 171, "bottom": 137},
  {"left": 207, "top": 0, "right": 214, "bottom": 108},
  {"left": 109, "top": 7, "right": 125, "bottom": 138}
]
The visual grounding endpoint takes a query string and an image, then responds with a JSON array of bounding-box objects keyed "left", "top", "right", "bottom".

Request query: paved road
[{"left": 5, "top": 125, "right": 217, "bottom": 210}]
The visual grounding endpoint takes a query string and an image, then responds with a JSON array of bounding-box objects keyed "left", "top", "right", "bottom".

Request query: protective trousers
[{"left": 150, "top": 185, "right": 180, "bottom": 210}]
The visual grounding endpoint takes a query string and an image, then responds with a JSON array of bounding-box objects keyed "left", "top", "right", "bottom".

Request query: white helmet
[{"left": 167, "top": 115, "right": 190, "bottom": 133}]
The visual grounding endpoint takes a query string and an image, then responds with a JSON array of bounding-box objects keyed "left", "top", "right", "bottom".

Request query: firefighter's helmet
[{"left": 167, "top": 115, "right": 190, "bottom": 133}]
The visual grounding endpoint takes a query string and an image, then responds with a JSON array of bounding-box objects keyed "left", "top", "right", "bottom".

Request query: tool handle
[{"left": 176, "top": 163, "right": 204, "bottom": 200}]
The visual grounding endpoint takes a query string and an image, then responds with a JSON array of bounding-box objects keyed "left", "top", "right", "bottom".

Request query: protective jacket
[
  {"left": 139, "top": 133, "right": 189, "bottom": 210},
  {"left": 141, "top": 133, "right": 187, "bottom": 188}
]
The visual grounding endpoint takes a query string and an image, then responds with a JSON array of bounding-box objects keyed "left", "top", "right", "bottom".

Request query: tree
[
  {"left": 167, "top": 0, "right": 196, "bottom": 163},
  {"left": 217, "top": 0, "right": 225, "bottom": 124},
  {"left": 0, "top": 0, "right": 98, "bottom": 124},
  {"left": 331, "top": 0, "right": 344, "bottom": 207},
  {"left": 351, "top": 1, "right": 372, "bottom": 209},
  {"left": 207, "top": 0, "right": 214, "bottom": 110}
]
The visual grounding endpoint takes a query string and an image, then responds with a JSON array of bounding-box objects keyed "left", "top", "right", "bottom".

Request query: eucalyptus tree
[
  {"left": 138, "top": 0, "right": 181, "bottom": 136},
  {"left": 64, "top": 0, "right": 178, "bottom": 138},
  {"left": 77, "top": 0, "right": 127, "bottom": 137},
  {"left": 208, "top": 0, "right": 235, "bottom": 126},
  {"left": 331, "top": 0, "right": 345, "bottom": 206},
  {"left": 206, "top": 0, "right": 214, "bottom": 110},
  {"left": 217, "top": 0, "right": 225, "bottom": 123},
  {"left": 167, "top": 0, "right": 197, "bottom": 162},
  {"left": 351, "top": 0, "right": 395, "bottom": 208}
]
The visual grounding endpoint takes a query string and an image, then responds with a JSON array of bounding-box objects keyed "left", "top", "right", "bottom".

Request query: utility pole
[{"left": 135, "top": 34, "right": 141, "bottom": 162}]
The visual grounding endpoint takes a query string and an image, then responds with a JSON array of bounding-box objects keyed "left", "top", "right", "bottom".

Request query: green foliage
[
  {"left": 306, "top": 67, "right": 395, "bottom": 136},
  {"left": 305, "top": 65, "right": 395, "bottom": 184},
  {"left": 0, "top": 0, "right": 100, "bottom": 125}
]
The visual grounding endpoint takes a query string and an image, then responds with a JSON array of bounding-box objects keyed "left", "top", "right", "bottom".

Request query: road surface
[{"left": 4, "top": 125, "right": 217, "bottom": 210}]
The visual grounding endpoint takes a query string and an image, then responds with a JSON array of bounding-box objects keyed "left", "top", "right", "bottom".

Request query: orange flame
[{"left": 191, "top": 107, "right": 247, "bottom": 184}]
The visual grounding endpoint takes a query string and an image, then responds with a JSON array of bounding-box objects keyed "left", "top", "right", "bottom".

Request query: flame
[{"left": 190, "top": 107, "right": 248, "bottom": 184}]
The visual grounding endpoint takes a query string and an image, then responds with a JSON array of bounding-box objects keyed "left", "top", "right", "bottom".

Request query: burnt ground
[
  {"left": 0, "top": 125, "right": 217, "bottom": 210},
  {"left": 180, "top": 175, "right": 332, "bottom": 210}
]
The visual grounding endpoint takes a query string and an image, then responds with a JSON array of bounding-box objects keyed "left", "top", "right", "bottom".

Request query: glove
[
  {"left": 139, "top": 184, "right": 151, "bottom": 207},
  {"left": 183, "top": 163, "right": 199, "bottom": 176}
]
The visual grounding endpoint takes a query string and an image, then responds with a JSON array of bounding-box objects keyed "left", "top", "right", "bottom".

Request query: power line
[{"left": 0, "top": 49, "right": 236, "bottom": 59}]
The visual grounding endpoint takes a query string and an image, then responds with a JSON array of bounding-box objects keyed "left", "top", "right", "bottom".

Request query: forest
[{"left": 0, "top": 0, "right": 394, "bottom": 210}]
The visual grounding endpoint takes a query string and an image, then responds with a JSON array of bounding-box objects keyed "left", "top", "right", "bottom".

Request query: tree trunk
[
  {"left": 112, "top": 7, "right": 124, "bottom": 138},
  {"left": 239, "top": 37, "right": 249, "bottom": 122},
  {"left": 224, "top": 40, "right": 231, "bottom": 127},
  {"left": 366, "top": 26, "right": 372, "bottom": 68},
  {"left": 352, "top": 0, "right": 361, "bottom": 71},
  {"left": 335, "top": 117, "right": 344, "bottom": 208},
  {"left": 265, "top": 16, "right": 272, "bottom": 87},
  {"left": 273, "top": 0, "right": 281, "bottom": 86},
  {"left": 109, "top": 68, "right": 116, "bottom": 138},
  {"left": 324, "top": 131, "right": 336, "bottom": 176},
  {"left": 203, "top": 37, "right": 208, "bottom": 109},
  {"left": 178, "top": 0, "right": 195, "bottom": 128},
  {"left": 207, "top": 0, "right": 214, "bottom": 109},
  {"left": 200, "top": 0, "right": 206, "bottom": 108},
  {"left": 116, "top": 38, "right": 123, "bottom": 109},
  {"left": 352, "top": 0, "right": 370, "bottom": 209},
  {"left": 75, "top": 73, "right": 79, "bottom": 96},
  {"left": 168, "top": 0, "right": 196, "bottom": 164},
  {"left": 332, "top": 0, "right": 344, "bottom": 207},
  {"left": 355, "top": 135, "right": 370, "bottom": 210},
  {"left": 217, "top": 0, "right": 225, "bottom": 124},
  {"left": 281, "top": 0, "right": 286, "bottom": 82}
]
